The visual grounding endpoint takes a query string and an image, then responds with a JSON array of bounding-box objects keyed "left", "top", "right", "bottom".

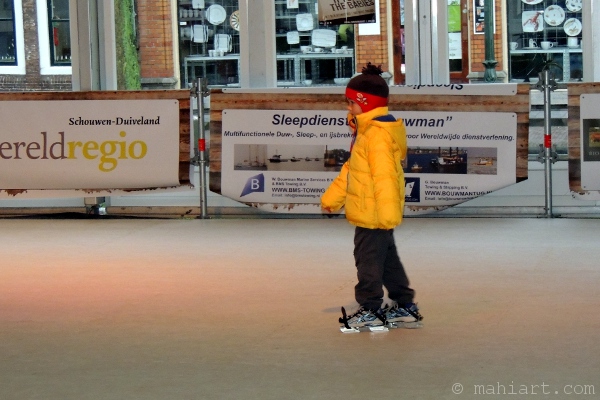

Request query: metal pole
[
  {"left": 482, "top": 0, "right": 497, "bottom": 82},
  {"left": 540, "top": 69, "right": 557, "bottom": 218},
  {"left": 195, "top": 78, "right": 209, "bottom": 219}
]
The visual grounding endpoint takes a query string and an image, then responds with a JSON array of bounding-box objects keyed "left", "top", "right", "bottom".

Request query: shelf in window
[
  {"left": 275, "top": 32, "right": 311, "bottom": 37},
  {"left": 511, "top": 46, "right": 582, "bottom": 54},
  {"left": 275, "top": 15, "right": 311, "bottom": 19},
  {"left": 185, "top": 54, "right": 240, "bottom": 61}
]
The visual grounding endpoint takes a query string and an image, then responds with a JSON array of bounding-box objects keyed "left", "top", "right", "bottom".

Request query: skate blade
[
  {"left": 340, "top": 325, "right": 389, "bottom": 333},
  {"left": 387, "top": 321, "right": 423, "bottom": 329}
]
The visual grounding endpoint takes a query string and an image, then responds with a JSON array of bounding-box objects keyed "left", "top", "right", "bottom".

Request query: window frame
[
  {"left": 392, "top": 0, "right": 468, "bottom": 84},
  {"left": 36, "top": 0, "right": 71, "bottom": 75},
  {"left": 0, "top": 0, "right": 25, "bottom": 75}
]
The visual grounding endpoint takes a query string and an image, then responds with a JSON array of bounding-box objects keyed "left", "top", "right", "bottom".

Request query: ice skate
[
  {"left": 339, "top": 306, "right": 388, "bottom": 333},
  {"left": 383, "top": 302, "right": 423, "bottom": 329}
]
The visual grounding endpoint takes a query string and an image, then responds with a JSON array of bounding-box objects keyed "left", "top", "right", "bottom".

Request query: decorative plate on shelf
[
  {"left": 311, "top": 29, "right": 336, "bottom": 47},
  {"left": 296, "top": 13, "right": 314, "bottom": 31},
  {"left": 229, "top": 10, "right": 239, "bottom": 31},
  {"left": 522, "top": 11, "right": 544, "bottom": 32},
  {"left": 214, "top": 34, "right": 232, "bottom": 52},
  {"left": 566, "top": 0, "right": 582, "bottom": 12},
  {"left": 180, "top": 26, "right": 193, "bottom": 41},
  {"left": 193, "top": 25, "right": 208, "bottom": 43},
  {"left": 206, "top": 4, "right": 226, "bottom": 25},
  {"left": 286, "top": 31, "right": 299, "bottom": 44},
  {"left": 521, "top": 0, "right": 543, "bottom": 4},
  {"left": 543, "top": 5, "right": 565, "bottom": 27},
  {"left": 563, "top": 18, "right": 582, "bottom": 36}
]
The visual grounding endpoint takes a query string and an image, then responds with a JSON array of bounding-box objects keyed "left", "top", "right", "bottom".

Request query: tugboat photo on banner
[
  {"left": 404, "top": 147, "right": 467, "bottom": 174},
  {"left": 323, "top": 146, "right": 350, "bottom": 168},
  {"left": 269, "top": 152, "right": 285, "bottom": 163},
  {"left": 430, "top": 147, "right": 468, "bottom": 174}
]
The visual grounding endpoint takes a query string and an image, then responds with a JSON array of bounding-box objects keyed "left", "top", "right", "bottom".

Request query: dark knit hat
[{"left": 345, "top": 63, "right": 389, "bottom": 113}]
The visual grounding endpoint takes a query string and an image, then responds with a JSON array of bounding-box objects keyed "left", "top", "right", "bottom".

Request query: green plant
[{"left": 115, "top": 0, "right": 141, "bottom": 90}]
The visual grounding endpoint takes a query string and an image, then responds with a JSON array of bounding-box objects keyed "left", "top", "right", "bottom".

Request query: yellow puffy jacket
[{"left": 321, "top": 107, "right": 407, "bottom": 230}]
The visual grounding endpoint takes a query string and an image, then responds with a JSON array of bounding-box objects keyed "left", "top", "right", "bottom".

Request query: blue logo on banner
[
  {"left": 240, "top": 173, "right": 265, "bottom": 197},
  {"left": 404, "top": 178, "right": 420, "bottom": 203}
]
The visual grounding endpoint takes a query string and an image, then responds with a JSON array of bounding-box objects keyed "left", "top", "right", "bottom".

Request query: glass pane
[
  {"left": 400, "top": 0, "right": 405, "bottom": 75},
  {"left": 50, "top": 0, "right": 69, "bottom": 20},
  {"left": 51, "top": 21, "right": 71, "bottom": 64},
  {"left": 0, "top": 1, "right": 14, "bottom": 19},
  {"left": 448, "top": 0, "right": 462, "bottom": 73},
  {"left": 178, "top": 0, "right": 240, "bottom": 88},
  {"left": 507, "top": 0, "right": 583, "bottom": 82},
  {"left": 274, "top": 0, "right": 355, "bottom": 87},
  {"left": 506, "top": 0, "right": 575, "bottom": 156},
  {"left": 0, "top": 20, "right": 15, "bottom": 63}
]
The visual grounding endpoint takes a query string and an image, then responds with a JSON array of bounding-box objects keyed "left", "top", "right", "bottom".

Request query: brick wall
[
  {"left": 468, "top": 3, "right": 505, "bottom": 75},
  {"left": 355, "top": 1, "right": 389, "bottom": 73},
  {"left": 136, "top": 0, "right": 176, "bottom": 88},
  {"left": 0, "top": 0, "right": 72, "bottom": 91}
]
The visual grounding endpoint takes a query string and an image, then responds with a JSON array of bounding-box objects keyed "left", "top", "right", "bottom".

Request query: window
[
  {"left": 178, "top": 0, "right": 240, "bottom": 87},
  {"left": 0, "top": 0, "right": 16, "bottom": 65},
  {"left": 507, "top": 0, "right": 583, "bottom": 83},
  {"left": 48, "top": 0, "right": 70, "bottom": 65},
  {"left": 274, "top": 0, "right": 355, "bottom": 87},
  {"left": 448, "top": 0, "right": 468, "bottom": 82},
  {"left": 0, "top": 0, "right": 24, "bottom": 74},
  {"left": 37, "top": 0, "right": 71, "bottom": 74}
]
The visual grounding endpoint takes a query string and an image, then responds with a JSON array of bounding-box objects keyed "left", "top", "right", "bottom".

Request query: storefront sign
[
  {"left": 0, "top": 100, "right": 180, "bottom": 190},
  {"left": 318, "top": 0, "right": 376, "bottom": 25},
  {"left": 221, "top": 109, "right": 517, "bottom": 211}
]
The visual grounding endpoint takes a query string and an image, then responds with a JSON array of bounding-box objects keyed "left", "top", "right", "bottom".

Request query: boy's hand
[{"left": 322, "top": 206, "right": 339, "bottom": 218}]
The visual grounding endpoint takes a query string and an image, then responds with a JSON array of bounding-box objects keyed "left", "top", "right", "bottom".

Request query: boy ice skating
[{"left": 321, "top": 63, "right": 422, "bottom": 330}]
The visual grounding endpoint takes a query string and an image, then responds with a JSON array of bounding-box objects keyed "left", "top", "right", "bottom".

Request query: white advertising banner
[
  {"left": 221, "top": 109, "right": 517, "bottom": 210},
  {"left": 390, "top": 83, "right": 516, "bottom": 96},
  {"left": 0, "top": 100, "right": 180, "bottom": 190},
  {"left": 223, "top": 84, "right": 517, "bottom": 96},
  {"left": 579, "top": 94, "right": 600, "bottom": 193}
]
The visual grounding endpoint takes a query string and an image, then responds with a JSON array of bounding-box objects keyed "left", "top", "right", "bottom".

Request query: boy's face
[{"left": 346, "top": 98, "right": 363, "bottom": 116}]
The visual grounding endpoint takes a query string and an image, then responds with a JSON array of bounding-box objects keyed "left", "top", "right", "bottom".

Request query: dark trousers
[{"left": 353, "top": 227, "right": 415, "bottom": 311}]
